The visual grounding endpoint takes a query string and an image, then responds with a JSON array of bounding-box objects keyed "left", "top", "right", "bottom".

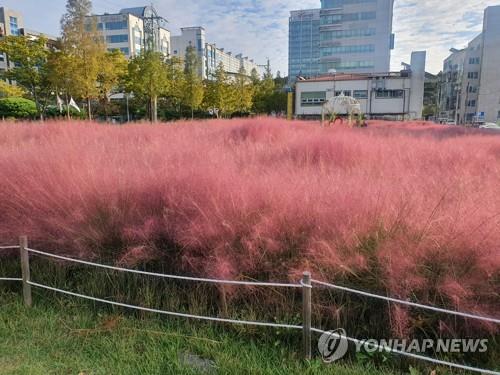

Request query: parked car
[{"left": 479, "top": 123, "right": 500, "bottom": 130}]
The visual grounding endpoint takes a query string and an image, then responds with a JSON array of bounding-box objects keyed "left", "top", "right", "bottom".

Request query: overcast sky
[{"left": 4, "top": 0, "right": 499, "bottom": 75}]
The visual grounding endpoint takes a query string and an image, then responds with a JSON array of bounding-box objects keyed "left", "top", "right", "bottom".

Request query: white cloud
[{"left": 5, "top": 0, "right": 500, "bottom": 75}]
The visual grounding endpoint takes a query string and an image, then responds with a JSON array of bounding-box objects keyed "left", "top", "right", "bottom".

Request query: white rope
[
  {"left": 311, "top": 328, "right": 500, "bottom": 375},
  {"left": 0, "top": 278, "right": 22, "bottom": 281},
  {"left": 312, "top": 280, "right": 500, "bottom": 324},
  {"left": 27, "top": 281, "right": 303, "bottom": 330},
  {"left": 0, "top": 246, "right": 19, "bottom": 250},
  {"left": 26, "top": 248, "right": 301, "bottom": 288}
]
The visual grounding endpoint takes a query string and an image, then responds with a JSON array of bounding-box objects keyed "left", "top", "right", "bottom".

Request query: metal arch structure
[{"left": 321, "top": 93, "right": 363, "bottom": 127}]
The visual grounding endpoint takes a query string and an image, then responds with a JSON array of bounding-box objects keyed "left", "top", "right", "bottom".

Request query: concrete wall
[
  {"left": 478, "top": 6, "right": 500, "bottom": 123},
  {"left": 408, "top": 51, "right": 426, "bottom": 119},
  {"left": 295, "top": 75, "right": 417, "bottom": 118}
]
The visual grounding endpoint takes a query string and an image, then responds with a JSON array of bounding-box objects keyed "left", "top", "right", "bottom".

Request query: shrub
[{"left": 0, "top": 97, "right": 37, "bottom": 119}]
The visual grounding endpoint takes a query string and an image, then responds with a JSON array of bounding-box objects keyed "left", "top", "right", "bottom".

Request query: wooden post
[
  {"left": 219, "top": 286, "right": 228, "bottom": 318},
  {"left": 19, "top": 236, "right": 32, "bottom": 307},
  {"left": 302, "top": 271, "right": 312, "bottom": 360}
]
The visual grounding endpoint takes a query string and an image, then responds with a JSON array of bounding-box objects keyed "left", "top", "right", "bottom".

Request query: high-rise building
[
  {"left": 171, "top": 27, "right": 262, "bottom": 80},
  {"left": 439, "top": 6, "right": 500, "bottom": 124},
  {"left": 289, "top": 0, "right": 395, "bottom": 80},
  {"left": 0, "top": 7, "right": 25, "bottom": 73},
  {"left": 87, "top": 6, "right": 171, "bottom": 59}
]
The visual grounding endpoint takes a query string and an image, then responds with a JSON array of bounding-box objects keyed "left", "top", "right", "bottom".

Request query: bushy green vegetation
[
  {"left": 0, "top": 291, "right": 397, "bottom": 375},
  {"left": 0, "top": 98, "right": 37, "bottom": 119}
]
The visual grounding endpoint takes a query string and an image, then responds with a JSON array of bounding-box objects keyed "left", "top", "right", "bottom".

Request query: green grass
[{"left": 0, "top": 291, "right": 399, "bottom": 375}]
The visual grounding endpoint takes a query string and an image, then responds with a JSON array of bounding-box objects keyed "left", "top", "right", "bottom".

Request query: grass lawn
[{"left": 0, "top": 292, "right": 397, "bottom": 375}]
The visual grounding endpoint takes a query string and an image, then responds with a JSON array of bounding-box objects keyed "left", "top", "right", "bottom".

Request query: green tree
[
  {"left": 183, "top": 46, "right": 204, "bottom": 119},
  {"left": 61, "top": 0, "right": 106, "bottom": 120},
  {"left": 0, "top": 36, "right": 50, "bottom": 119},
  {"left": 46, "top": 50, "right": 78, "bottom": 119},
  {"left": 250, "top": 68, "right": 261, "bottom": 85},
  {"left": 204, "top": 62, "right": 232, "bottom": 117},
  {"left": 0, "top": 80, "right": 26, "bottom": 98},
  {"left": 97, "top": 50, "right": 128, "bottom": 118},
  {"left": 165, "top": 57, "right": 185, "bottom": 114},
  {"left": 127, "top": 51, "right": 170, "bottom": 122},
  {"left": 233, "top": 66, "right": 254, "bottom": 113}
]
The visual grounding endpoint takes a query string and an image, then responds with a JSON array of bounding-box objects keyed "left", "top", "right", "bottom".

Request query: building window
[
  {"left": 105, "top": 21, "right": 128, "bottom": 30},
  {"left": 320, "top": 11, "right": 376, "bottom": 25},
  {"left": 353, "top": 90, "right": 368, "bottom": 99},
  {"left": 468, "top": 85, "right": 477, "bottom": 93},
  {"left": 467, "top": 100, "right": 476, "bottom": 107},
  {"left": 106, "top": 34, "right": 128, "bottom": 43},
  {"left": 320, "top": 44, "right": 375, "bottom": 56},
  {"left": 320, "top": 28, "right": 376, "bottom": 40},
  {"left": 467, "top": 72, "right": 479, "bottom": 79},
  {"left": 497, "top": 110, "right": 500, "bottom": 120},
  {"left": 9, "top": 16, "right": 19, "bottom": 36},
  {"left": 375, "top": 90, "right": 404, "bottom": 99},
  {"left": 335, "top": 90, "right": 352, "bottom": 97},
  {"left": 469, "top": 57, "right": 480, "bottom": 64},
  {"left": 321, "top": 0, "right": 376, "bottom": 7},
  {"left": 301, "top": 91, "right": 326, "bottom": 106}
]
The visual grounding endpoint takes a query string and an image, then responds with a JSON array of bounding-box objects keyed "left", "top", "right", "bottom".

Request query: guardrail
[{"left": 1, "top": 236, "right": 499, "bottom": 375}]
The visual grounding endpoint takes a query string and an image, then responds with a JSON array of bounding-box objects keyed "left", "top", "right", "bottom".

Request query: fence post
[
  {"left": 19, "top": 235, "right": 32, "bottom": 307},
  {"left": 302, "top": 271, "right": 312, "bottom": 360}
]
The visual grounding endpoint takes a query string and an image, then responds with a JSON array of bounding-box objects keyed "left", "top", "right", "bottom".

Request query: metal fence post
[
  {"left": 19, "top": 236, "right": 32, "bottom": 307},
  {"left": 302, "top": 271, "right": 312, "bottom": 360}
]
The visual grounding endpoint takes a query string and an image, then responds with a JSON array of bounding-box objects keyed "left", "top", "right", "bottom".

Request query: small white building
[{"left": 295, "top": 51, "right": 426, "bottom": 120}]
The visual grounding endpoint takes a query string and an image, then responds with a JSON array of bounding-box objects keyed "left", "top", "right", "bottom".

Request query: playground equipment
[{"left": 321, "top": 93, "right": 367, "bottom": 127}]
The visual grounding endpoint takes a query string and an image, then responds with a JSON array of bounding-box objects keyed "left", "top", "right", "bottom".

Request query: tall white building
[
  {"left": 172, "top": 27, "right": 262, "bottom": 80},
  {"left": 289, "top": 0, "right": 395, "bottom": 79},
  {"left": 439, "top": 6, "right": 500, "bottom": 124},
  {"left": 87, "top": 6, "right": 170, "bottom": 59}
]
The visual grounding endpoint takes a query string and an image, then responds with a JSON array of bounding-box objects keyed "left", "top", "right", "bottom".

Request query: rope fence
[
  {"left": 1, "top": 236, "right": 499, "bottom": 375},
  {"left": 312, "top": 279, "right": 500, "bottom": 324}
]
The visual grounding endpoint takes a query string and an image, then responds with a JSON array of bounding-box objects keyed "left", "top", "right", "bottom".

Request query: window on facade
[
  {"left": 353, "top": 90, "right": 368, "bottom": 99},
  {"left": 301, "top": 91, "right": 326, "bottom": 106},
  {"left": 106, "top": 35, "right": 128, "bottom": 43},
  {"left": 9, "top": 16, "right": 19, "bottom": 36},
  {"left": 375, "top": 90, "right": 404, "bottom": 99},
  {"left": 469, "top": 57, "right": 480, "bottom": 64},
  {"left": 321, "top": 44, "right": 375, "bottom": 56},
  {"left": 467, "top": 72, "right": 479, "bottom": 79},
  {"left": 321, "top": 0, "right": 376, "bottom": 7},
  {"left": 497, "top": 110, "right": 500, "bottom": 120},
  {"left": 335, "top": 90, "right": 352, "bottom": 97},
  {"left": 320, "top": 12, "right": 376, "bottom": 25},
  {"left": 105, "top": 21, "right": 128, "bottom": 30},
  {"left": 320, "top": 28, "right": 375, "bottom": 40}
]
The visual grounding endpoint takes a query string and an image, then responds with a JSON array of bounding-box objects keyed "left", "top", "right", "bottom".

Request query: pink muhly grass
[{"left": 0, "top": 118, "right": 499, "bottom": 335}]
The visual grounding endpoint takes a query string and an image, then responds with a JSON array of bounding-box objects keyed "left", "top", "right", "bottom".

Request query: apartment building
[
  {"left": 439, "top": 6, "right": 500, "bottom": 124},
  {"left": 0, "top": 7, "right": 24, "bottom": 73},
  {"left": 289, "top": 0, "right": 395, "bottom": 80},
  {"left": 295, "top": 51, "right": 426, "bottom": 120},
  {"left": 172, "top": 27, "right": 262, "bottom": 80},
  {"left": 88, "top": 6, "right": 170, "bottom": 58}
]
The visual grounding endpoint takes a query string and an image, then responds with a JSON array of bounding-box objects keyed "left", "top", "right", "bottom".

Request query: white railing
[{"left": 1, "top": 236, "right": 499, "bottom": 375}]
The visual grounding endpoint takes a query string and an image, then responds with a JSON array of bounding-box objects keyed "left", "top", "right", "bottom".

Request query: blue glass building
[{"left": 289, "top": 0, "right": 395, "bottom": 80}]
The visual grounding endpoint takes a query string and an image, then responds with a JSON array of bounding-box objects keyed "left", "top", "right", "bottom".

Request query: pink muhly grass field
[{"left": 0, "top": 118, "right": 499, "bottom": 335}]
